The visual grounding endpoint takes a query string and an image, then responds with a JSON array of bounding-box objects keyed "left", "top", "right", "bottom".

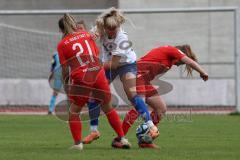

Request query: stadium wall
[
  {"left": 0, "top": 79, "right": 234, "bottom": 106},
  {"left": 0, "top": 0, "right": 238, "bottom": 107}
]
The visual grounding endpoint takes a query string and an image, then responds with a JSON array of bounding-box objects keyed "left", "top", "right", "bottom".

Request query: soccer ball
[
  {"left": 136, "top": 123, "right": 153, "bottom": 144},
  {"left": 148, "top": 125, "right": 160, "bottom": 139}
]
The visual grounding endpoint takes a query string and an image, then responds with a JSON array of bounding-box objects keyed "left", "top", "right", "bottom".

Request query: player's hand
[
  {"left": 90, "top": 32, "right": 99, "bottom": 40},
  {"left": 200, "top": 72, "right": 208, "bottom": 81}
]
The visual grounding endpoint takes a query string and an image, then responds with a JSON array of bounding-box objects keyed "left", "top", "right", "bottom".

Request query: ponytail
[
  {"left": 175, "top": 44, "right": 198, "bottom": 77},
  {"left": 58, "top": 13, "right": 77, "bottom": 37}
]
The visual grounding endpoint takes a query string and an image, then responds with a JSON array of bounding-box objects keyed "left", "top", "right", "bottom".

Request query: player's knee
[
  {"left": 103, "top": 93, "right": 111, "bottom": 105},
  {"left": 99, "top": 93, "right": 112, "bottom": 111},
  {"left": 101, "top": 103, "right": 112, "bottom": 113},
  {"left": 161, "top": 104, "right": 167, "bottom": 114}
]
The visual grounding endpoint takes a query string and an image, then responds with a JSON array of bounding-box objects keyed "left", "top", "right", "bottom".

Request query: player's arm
[
  {"left": 103, "top": 55, "right": 121, "bottom": 70},
  {"left": 57, "top": 44, "right": 70, "bottom": 92},
  {"left": 89, "top": 26, "right": 100, "bottom": 40},
  {"left": 180, "top": 56, "right": 208, "bottom": 81}
]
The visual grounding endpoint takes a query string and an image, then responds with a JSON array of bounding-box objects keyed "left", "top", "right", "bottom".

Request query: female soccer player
[
  {"left": 57, "top": 13, "right": 131, "bottom": 150},
  {"left": 85, "top": 44, "right": 208, "bottom": 148},
  {"left": 76, "top": 19, "right": 102, "bottom": 143},
  {"left": 122, "top": 44, "right": 209, "bottom": 148},
  {"left": 83, "top": 7, "right": 158, "bottom": 144},
  {"left": 48, "top": 20, "right": 88, "bottom": 115}
]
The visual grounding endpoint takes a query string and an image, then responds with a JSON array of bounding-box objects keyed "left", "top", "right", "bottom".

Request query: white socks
[
  {"left": 90, "top": 125, "right": 98, "bottom": 132},
  {"left": 146, "top": 120, "right": 154, "bottom": 128}
]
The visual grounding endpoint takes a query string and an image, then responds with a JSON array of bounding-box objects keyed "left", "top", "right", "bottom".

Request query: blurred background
[{"left": 0, "top": 0, "right": 239, "bottom": 114}]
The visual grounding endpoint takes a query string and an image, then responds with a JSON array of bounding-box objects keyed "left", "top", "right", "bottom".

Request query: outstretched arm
[{"left": 181, "top": 56, "right": 209, "bottom": 81}]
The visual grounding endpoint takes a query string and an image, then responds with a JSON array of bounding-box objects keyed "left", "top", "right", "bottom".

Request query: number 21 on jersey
[{"left": 72, "top": 40, "right": 95, "bottom": 67}]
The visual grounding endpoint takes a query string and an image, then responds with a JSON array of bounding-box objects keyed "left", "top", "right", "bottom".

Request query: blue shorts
[
  {"left": 105, "top": 62, "right": 137, "bottom": 82},
  {"left": 53, "top": 79, "right": 62, "bottom": 91},
  {"left": 52, "top": 67, "right": 63, "bottom": 91}
]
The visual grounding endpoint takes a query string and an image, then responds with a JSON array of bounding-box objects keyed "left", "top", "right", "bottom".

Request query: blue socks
[
  {"left": 131, "top": 95, "right": 151, "bottom": 122},
  {"left": 87, "top": 100, "right": 100, "bottom": 129},
  {"left": 49, "top": 95, "right": 57, "bottom": 113}
]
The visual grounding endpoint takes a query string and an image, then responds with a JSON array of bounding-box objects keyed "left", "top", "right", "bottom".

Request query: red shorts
[
  {"left": 68, "top": 68, "right": 111, "bottom": 107},
  {"left": 136, "top": 74, "right": 158, "bottom": 98}
]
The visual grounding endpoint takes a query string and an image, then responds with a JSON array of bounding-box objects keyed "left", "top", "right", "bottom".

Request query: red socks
[
  {"left": 122, "top": 109, "right": 139, "bottom": 135},
  {"left": 68, "top": 108, "right": 160, "bottom": 144},
  {"left": 122, "top": 109, "right": 161, "bottom": 135},
  {"left": 106, "top": 109, "right": 124, "bottom": 137},
  {"left": 69, "top": 114, "right": 82, "bottom": 144},
  {"left": 150, "top": 111, "right": 160, "bottom": 126}
]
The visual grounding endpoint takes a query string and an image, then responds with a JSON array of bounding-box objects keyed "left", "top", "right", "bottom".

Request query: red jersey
[
  {"left": 137, "top": 45, "right": 185, "bottom": 97},
  {"left": 137, "top": 45, "right": 186, "bottom": 81},
  {"left": 58, "top": 31, "right": 111, "bottom": 106},
  {"left": 57, "top": 31, "right": 101, "bottom": 82},
  {"left": 139, "top": 45, "right": 185, "bottom": 68}
]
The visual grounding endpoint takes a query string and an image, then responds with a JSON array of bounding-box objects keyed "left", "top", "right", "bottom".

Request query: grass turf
[{"left": 0, "top": 115, "right": 240, "bottom": 160}]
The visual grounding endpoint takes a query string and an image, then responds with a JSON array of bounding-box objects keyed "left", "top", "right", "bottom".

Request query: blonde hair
[
  {"left": 95, "top": 7, "right": 126, "bottom": 37},
  {"left": 77, "top": 20, "right": 87, "bottom": 30},
  {"left": 175, "top": 44, "right": 198, "bottom": 77},
  {"left": 58, "top": 13, "right": 77, "bottom": 37}
]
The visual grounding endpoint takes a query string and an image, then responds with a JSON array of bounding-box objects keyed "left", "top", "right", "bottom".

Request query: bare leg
[
  {"left": 120, "top": 72, "right": 152, "bottom": 124},
  {"left": 146, "top": 94, "right": 167, "bottom": 125},
  {"left": 120, "top": 72, "right": 137, "bottom": 99}
]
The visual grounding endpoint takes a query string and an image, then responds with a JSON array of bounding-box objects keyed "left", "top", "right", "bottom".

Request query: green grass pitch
[{"left": 0, "top": 115, "right": 240, "bottom": 160}]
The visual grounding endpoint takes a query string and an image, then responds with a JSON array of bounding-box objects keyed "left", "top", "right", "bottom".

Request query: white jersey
[{"left": 100, "top": 29, "right": 136, "bottom": 65}]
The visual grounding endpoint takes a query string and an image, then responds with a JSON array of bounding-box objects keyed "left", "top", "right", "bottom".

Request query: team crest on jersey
[{"left": 104, "top": 42, "right": 117, "bottom": 52}]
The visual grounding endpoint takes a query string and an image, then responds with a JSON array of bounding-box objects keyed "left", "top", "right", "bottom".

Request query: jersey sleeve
[{"left": 167, "top": 46, "right": 186, "bottom": 61}]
